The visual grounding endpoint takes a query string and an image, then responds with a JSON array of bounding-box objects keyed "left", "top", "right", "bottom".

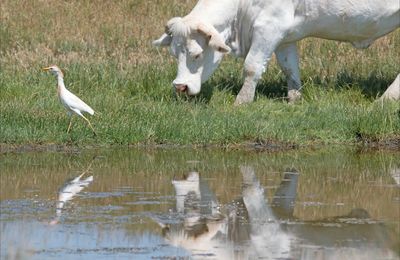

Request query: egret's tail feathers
[
  {"left": 85, "top": 105, "right": 95, "bottom": 115},
  {"left": 84, "top": 176, "right": 94, "bottom": 183}
]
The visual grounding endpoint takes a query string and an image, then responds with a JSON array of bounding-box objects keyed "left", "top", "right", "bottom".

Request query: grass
[{"left": 0, "top": 0, "right": 399, "bottom": 148}]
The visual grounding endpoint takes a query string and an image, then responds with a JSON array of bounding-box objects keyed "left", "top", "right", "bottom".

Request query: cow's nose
[{"left": 174, "top": 83, "right": 188, "bottom": 93}]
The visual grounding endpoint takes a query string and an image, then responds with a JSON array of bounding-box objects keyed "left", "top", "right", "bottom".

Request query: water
[{"left": 1, "top": 148, "right": 399, "bottom": 259}]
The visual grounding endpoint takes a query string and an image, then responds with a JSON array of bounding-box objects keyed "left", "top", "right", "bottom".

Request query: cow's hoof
[
  {"left": 234, "top": 99, "right": 247, "bottom": 106},
  {"left": 288, "top": 89, "right": 302, "bottom": 103},
  {"left": 234, "top": 96, "right": 253, "bottom": 106},
  {"left": 234, "top": 100, "right": 243, "bottom": 106}
]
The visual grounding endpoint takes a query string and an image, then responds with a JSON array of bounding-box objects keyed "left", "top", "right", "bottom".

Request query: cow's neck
[
  {"left": 188, "top": 0, "right": 240, "bottom": 52},
  {"left": 189, "top": 0, "right": 239, "bottom": 27},
  {"left": 188, "top": 0, "right": 252, "bottom": 57}
]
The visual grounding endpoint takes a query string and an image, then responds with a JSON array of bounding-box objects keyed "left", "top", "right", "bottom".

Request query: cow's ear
[
  {"left": 197, "top": 23, "right": 231, "bottom": 54},
  {"left": 153, "top": 33, "right": 172, "bottom": 47}
]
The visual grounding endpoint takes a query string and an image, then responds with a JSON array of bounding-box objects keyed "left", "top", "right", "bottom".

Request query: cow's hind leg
[
  {"left": 275, "top": 43, "right": 302, "bottom": 103},
  {"left": 379, "top": 74, "right": 400, "bottom": 101}
]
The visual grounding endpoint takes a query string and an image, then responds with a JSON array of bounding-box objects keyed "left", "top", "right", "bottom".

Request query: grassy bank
[{"left": 1, "top": 1, "right": 399, "bottom": 147}]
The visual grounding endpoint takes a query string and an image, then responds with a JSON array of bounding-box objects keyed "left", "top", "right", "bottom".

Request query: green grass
[{"left": 0, "top": 0, "right": 399, "bottom": 147}]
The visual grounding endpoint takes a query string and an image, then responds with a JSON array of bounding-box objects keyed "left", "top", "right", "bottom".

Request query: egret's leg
[
  {"left": 81, "top": 115, "right": 96, "bottom": 136},
  {"left": 67, "top": 116, "right": 73, "bottom": 133}
]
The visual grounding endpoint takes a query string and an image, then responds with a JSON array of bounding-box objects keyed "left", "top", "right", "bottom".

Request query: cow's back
[{"left": 289, "top": 0, "right": 400, "bottom": 46}]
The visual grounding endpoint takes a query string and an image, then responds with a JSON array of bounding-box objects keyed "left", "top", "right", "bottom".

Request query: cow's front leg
[
  {"left": 234, "top": 33, "right": 280, "bottom": 105},
  {"left": 275, "top": 43, "right": 302, "bottom": 103}
]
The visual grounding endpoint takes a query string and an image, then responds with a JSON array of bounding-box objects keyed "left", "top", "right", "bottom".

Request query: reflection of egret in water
[
  {"left": 49, "top": 166, "right": 93, "bottom": 225},
  {"left": 156, "top": 166, "right": 398, "bottom": 259}
]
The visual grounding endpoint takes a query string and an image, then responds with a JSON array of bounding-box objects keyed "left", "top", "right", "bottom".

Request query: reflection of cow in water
[{"left": 155, "top": 167, "right": 398, "bottom": 259}]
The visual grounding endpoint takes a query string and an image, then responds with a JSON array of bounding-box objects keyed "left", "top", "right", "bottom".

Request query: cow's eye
[{"left": 194, "top": 53, "right": 203, "bottom": 60}]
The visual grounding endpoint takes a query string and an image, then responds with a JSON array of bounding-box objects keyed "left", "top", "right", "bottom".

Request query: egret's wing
[
  {"left": 57, "top": 175, "right": 94, "bottom": 205},
  {"left": 63, "top": 90, "right": 94, "bottom": 115}
]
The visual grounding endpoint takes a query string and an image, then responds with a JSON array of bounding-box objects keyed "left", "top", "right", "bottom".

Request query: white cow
[{"left": 154, "top": 0, "right": 400, "bottom": 104}]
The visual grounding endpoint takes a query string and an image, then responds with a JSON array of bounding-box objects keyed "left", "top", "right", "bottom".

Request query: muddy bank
[{"left": 1, "top": 138, "right": 399, "bottom": 154}]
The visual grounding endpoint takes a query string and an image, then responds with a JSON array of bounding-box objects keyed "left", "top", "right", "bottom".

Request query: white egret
[{"left": 43, "top": 65, "right": 96, "bottom": 135}]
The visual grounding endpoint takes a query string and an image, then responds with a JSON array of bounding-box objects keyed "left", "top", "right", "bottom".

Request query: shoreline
[{"left": 1, "top": 138, "right": 398, "bottom": 154}]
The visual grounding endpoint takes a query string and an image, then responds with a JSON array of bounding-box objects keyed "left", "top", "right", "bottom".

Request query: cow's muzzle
[{"left": 174, "top": 83, "right": 188, "bottom": 93}]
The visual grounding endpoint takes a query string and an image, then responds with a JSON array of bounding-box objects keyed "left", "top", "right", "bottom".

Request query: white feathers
[
  {"left": 44, "top": 65, "right": 96, "bottom": 135},
  {"left": 60, "top": 88, "right": 95, "bottom": 116},
  {"left": 44, "top": 65, "right": 95, "bottom": 116}
]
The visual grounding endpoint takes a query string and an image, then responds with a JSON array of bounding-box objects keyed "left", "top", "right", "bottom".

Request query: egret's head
[{"left": 43, "top": 65, "right": 64, "bottom": 78}]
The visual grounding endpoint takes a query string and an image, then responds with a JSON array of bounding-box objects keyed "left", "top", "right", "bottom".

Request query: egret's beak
[{"left": 43, "top": 67, "right": 51, "bottom": 71}]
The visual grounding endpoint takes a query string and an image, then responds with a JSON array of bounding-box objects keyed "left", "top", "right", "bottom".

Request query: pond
[{"left": 1, "top": 147, "right": 399, "bottom": 259}]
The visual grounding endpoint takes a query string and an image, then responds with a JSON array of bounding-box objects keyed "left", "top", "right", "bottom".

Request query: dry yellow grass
[
  {"left": 1, "top": 0, "right": 398, "bottom": 72},
  {"left": 1, "top": 0, "right": 198, "bottom": 68}
]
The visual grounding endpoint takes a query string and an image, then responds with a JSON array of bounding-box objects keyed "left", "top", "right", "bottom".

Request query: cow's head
[{"left": 153, "top": 17, "right": 230, "bottom": 95}]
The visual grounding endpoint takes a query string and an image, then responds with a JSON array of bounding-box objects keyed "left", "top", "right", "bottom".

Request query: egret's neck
[{"left": 57, "top": 75, "right": 66, "bottom": 89}]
